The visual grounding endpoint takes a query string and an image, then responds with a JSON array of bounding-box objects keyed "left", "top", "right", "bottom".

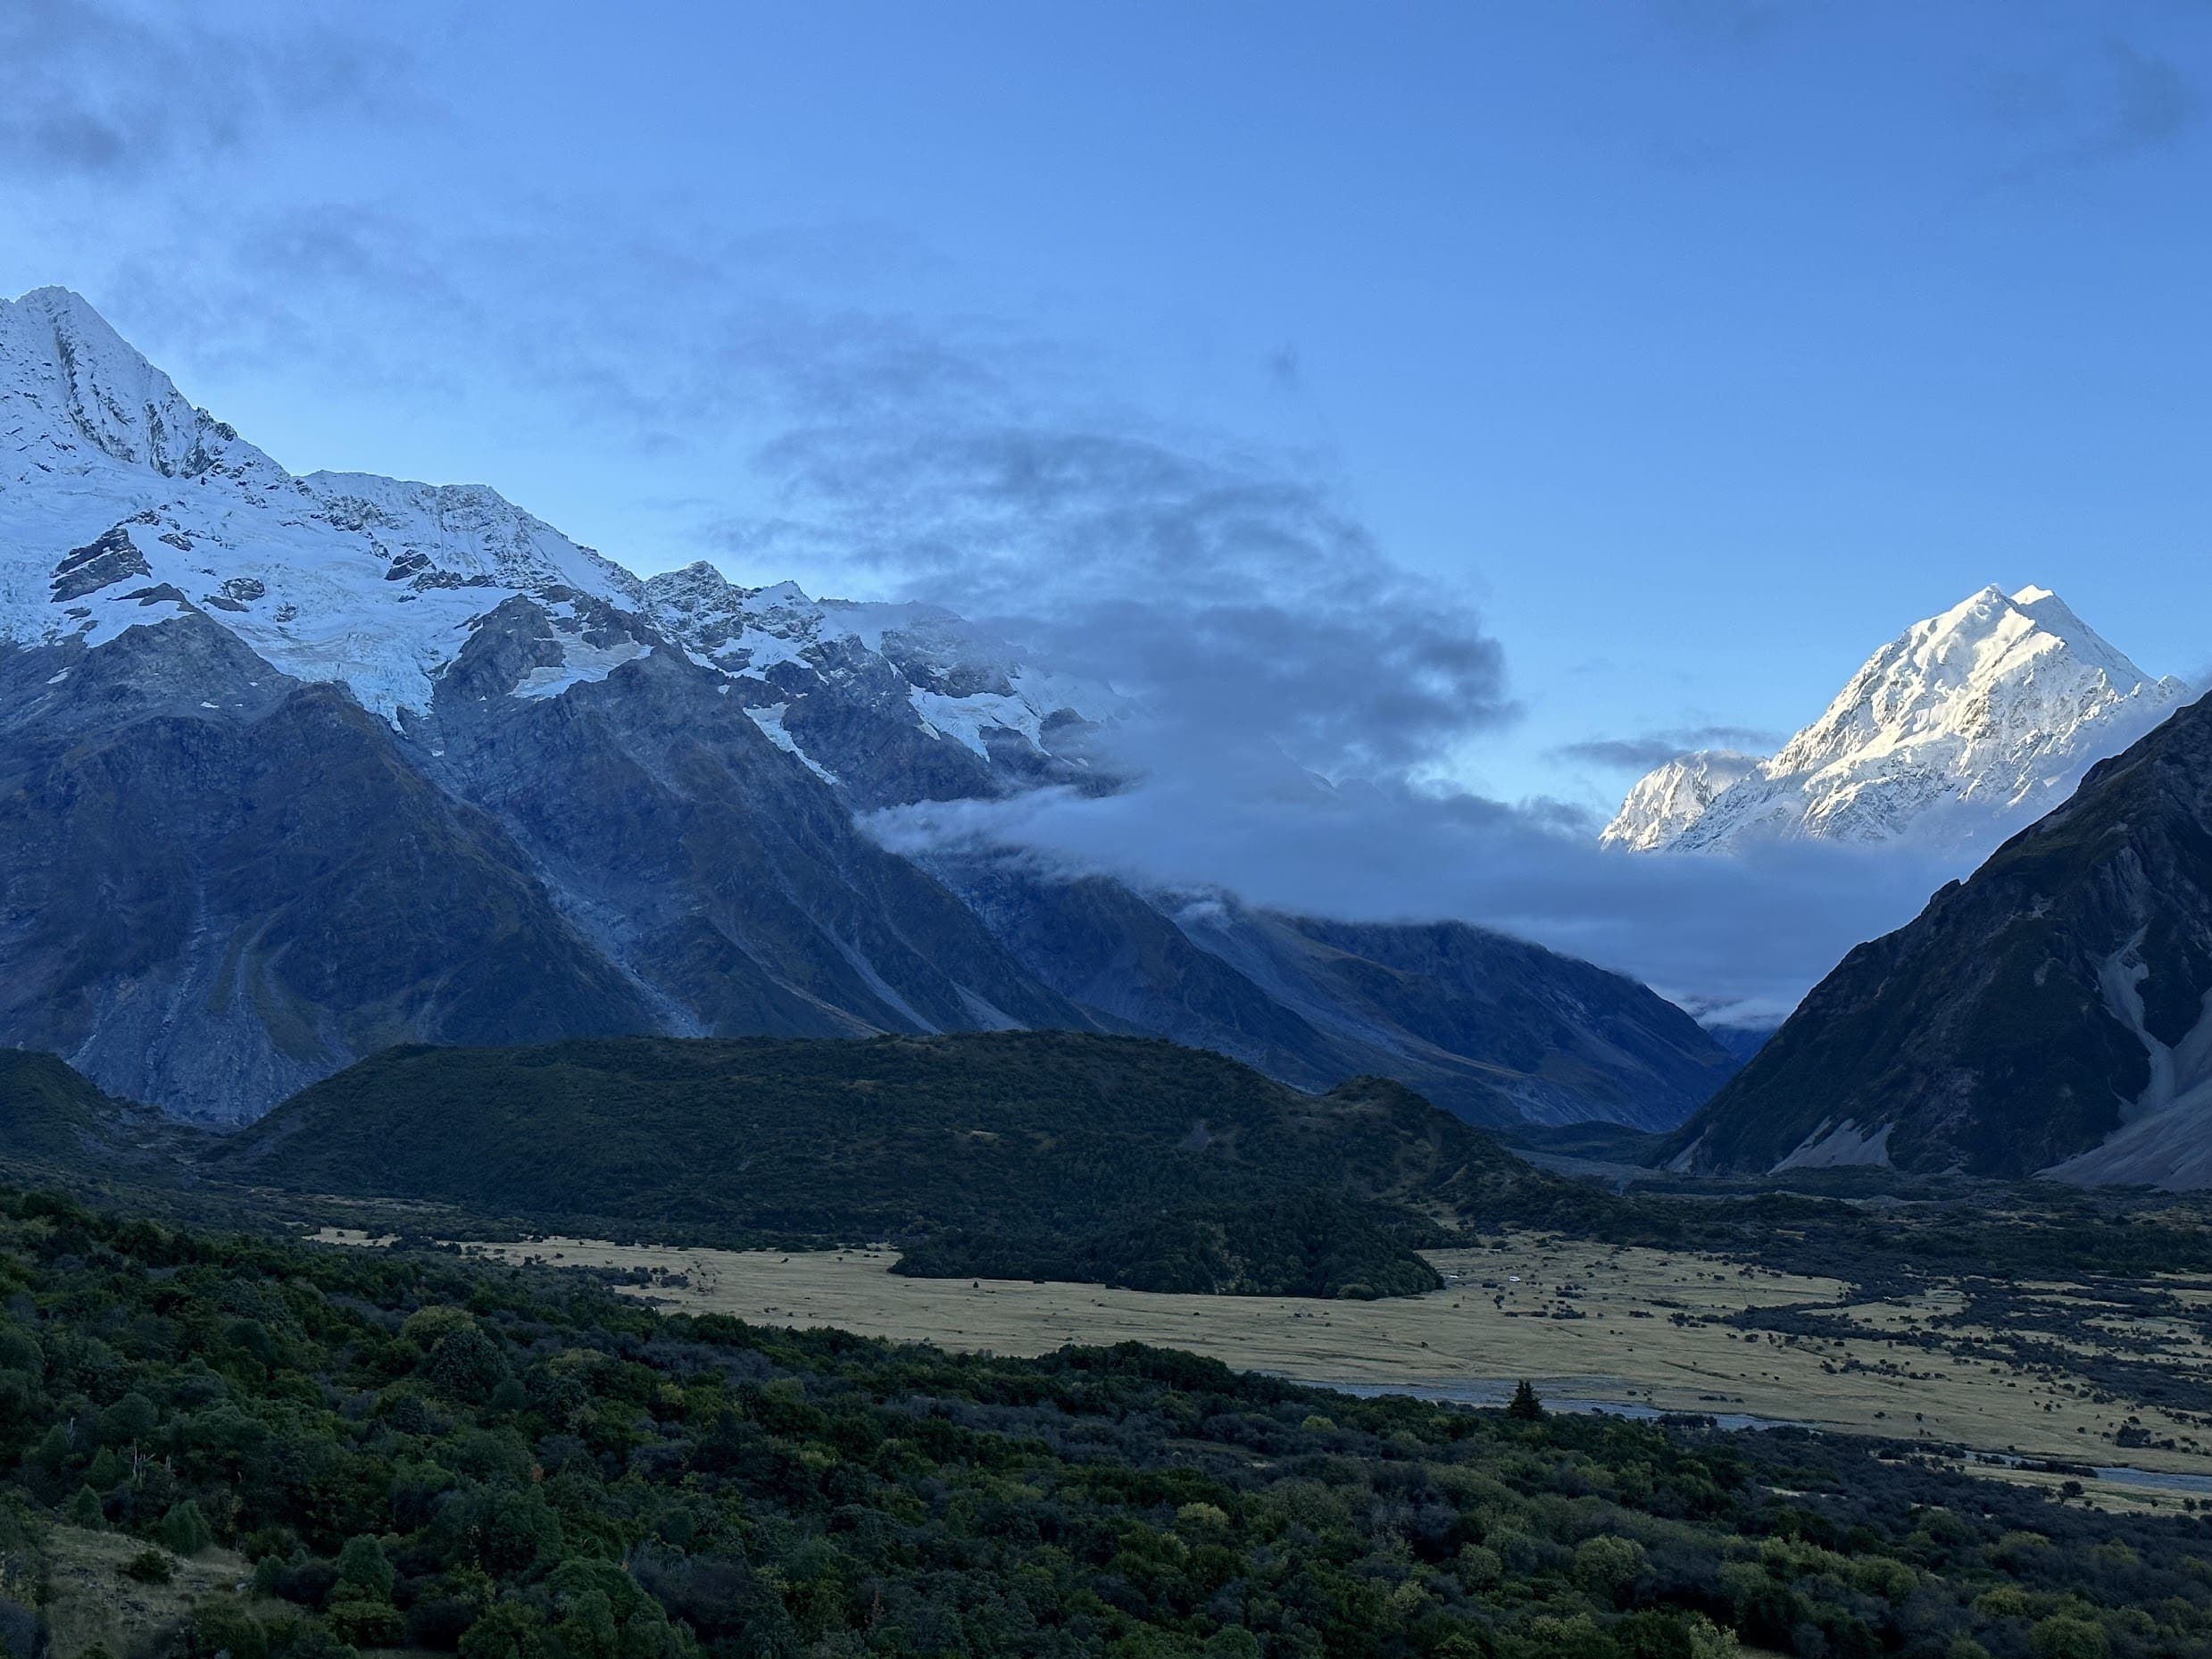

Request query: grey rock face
[
  {"left": 1220, "top": 912, "right": 1741, "bottom": 1130},
  {"left": 417, "top": 600, "right": 1097, "bottom": 1044},
  {"left": 50, "top": 523, "right": 153, "bottom": 601},
  {"left": 930, "top": 863, "right": 1735, "bottom": 1130},
  {"left": 0, "top": 618, "right": 661, "bottom": 1120},
  {"left": 0, "top": 600, "right": 1099, "bottom": 1121}
]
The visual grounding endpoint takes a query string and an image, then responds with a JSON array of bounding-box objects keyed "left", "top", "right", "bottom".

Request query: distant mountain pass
[{"left": 938, "top": 870, "right": 1738, "bottom": 1130}]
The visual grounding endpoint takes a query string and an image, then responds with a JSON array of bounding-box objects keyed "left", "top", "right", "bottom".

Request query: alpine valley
[
  {"left": 19, "top": 17, "right": 2212, "bottom": 1659},
  {"left": 11, "top": 288, "right": 2212, "bottom": 1659},
  {"left": 0, "top": 287, "right": 1733, "bottom": 1127}
]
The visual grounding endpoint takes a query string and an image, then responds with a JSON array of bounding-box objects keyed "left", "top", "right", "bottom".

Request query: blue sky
[
  {"left": 5, "top": 1, "right": 2210, "bottom": 1007},
  {"left": 7, "top": 2, "right": 2209, "bottom": 804}
]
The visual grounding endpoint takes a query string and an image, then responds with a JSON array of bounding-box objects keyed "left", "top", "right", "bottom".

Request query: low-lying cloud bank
[
  {"left": 864, "top": 771, "right": 1962, "bottom": 1026},
  {"left": 748, "top": 375, "right": 1965, "bottom": 1023}
]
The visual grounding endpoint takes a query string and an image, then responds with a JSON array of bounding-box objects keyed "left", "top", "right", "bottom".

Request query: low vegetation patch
[{"left": 892, "top": 1193, "right": 1449, "bottom": 1298}]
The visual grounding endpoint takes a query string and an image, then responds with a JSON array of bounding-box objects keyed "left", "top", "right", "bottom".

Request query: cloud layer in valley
[
  {"left": 729, "top": 365, "right": 1962, "bottom": 1021},
  {"left": 861, "top": 776, "right": 1958, "bottom": 1027}
]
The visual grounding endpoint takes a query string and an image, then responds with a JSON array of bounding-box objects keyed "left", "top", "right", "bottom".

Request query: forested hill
[
  {"left": 207, "top": 1031, "right": 1596, "bottom": 1297},
  {"left": 0, "top": 1049, "right": 206, "bottom": 1176}
]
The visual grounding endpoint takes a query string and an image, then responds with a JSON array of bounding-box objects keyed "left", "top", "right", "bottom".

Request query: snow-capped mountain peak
[
  {"left": 0, "top": 288, "right": 1110, "bottom": 785},
  {"left": 1, "top": 285, "right": 279, "bottom": 484},
  {"left": 2, "top": 287, "right": 647, "bottom": 714},
  {"left": 1604, "top": 583, "right": 2188, "bottom": 855}
]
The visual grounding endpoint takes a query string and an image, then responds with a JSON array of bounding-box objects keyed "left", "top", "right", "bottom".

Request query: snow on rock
[
  {"left": 512, "top": 631, "right": 651, "bottom": 699},
  {"left": 1599, "top": 750, "right": 1762, "bottom": 851},
  {"left": 744, "top": 702, "right": 841, "bottom": 783},
  {"left": 2043, "top": 993, "right": 2212, "bottom": 1190},
  {"left": 2048, "top": 969, "right": 2212, "bottom": 1190},
  {"left": 303, "top": 472, "right": 642, "bottom": 605},
  {"left": 639, "top": 558, "right": 1122, "bottom": 781},
  {"left": 1773, "top": 1118, "right": 1894, "bottom": 1171},
  {"left": 1604, "top": 584, "right": 2188, "bottom": 855},
  {"left": 0, "top": 288, "right": 1118, "bottom": 784}
]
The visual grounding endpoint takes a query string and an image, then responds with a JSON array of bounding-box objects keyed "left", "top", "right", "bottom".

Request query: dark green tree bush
[{"left": 0, "top": 1186, "right": 2202, "bottom": 1658}]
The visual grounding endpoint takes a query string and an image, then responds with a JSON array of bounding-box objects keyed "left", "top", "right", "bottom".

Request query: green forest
[{"left": 2, "top": 1186, "right": 2208, "bottom": 1659}]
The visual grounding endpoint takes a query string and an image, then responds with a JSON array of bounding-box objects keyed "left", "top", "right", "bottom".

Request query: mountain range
[
  {"left": 0, "top": 286, "right": 1734, "bottom": 1127},
  {"left": 1604, "top": 583, "right": 2188, "bottom": 855}
]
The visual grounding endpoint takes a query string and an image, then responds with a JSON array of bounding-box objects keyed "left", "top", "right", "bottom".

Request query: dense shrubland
[{"left": 0, "top": 1189, "right": 2208, "bottom": 1658}]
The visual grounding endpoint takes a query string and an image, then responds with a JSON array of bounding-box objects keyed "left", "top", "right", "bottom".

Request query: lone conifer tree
[{"left": 1506, "top": 1380, "right": 1544, "bottom": 1421}]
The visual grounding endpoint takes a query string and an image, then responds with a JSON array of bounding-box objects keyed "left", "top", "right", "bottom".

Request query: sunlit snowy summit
[{"left": 1602, "top": 583, "right": 2188, "bottom": 855}]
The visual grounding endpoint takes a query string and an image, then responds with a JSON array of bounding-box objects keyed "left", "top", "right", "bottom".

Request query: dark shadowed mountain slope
[
  {"left": 1667, "top": 692, "right": 2212, "bottom": 1185},
  {"left": 1195, "top": 910, "right": 1738, "bottom": 1129},
  {"left": 417, "top": 598, "right": 1093, "bottom": 1044},
  {"left": 1701, "top": 1021, "right": 1779, "bottom": 1065},
  {"left": 0, "top": 620, "right": 664, "bottom": 1119},
  {"left": 0, "top": 608, "right": 1095, "bottom": 1121},
  {"left": 931, "top": 865, "right": 1736, "bottom": 1130}
]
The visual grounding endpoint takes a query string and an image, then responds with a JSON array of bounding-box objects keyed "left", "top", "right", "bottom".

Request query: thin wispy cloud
[
  {"left": 1555, "top": 725, "right": 1780, "bottom": 771},
  {"left": 1647, "top": 0, "right": 1791, "bottom": 52},
  {"left": 0, "top": 0, "right": 404, "bottom": 181},
  {"left": 1975, "top": 36, "right": 2202, "bottom": 192},
  {"left": 98, "top": 202, "right": 1039, "bottom": 463}
]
